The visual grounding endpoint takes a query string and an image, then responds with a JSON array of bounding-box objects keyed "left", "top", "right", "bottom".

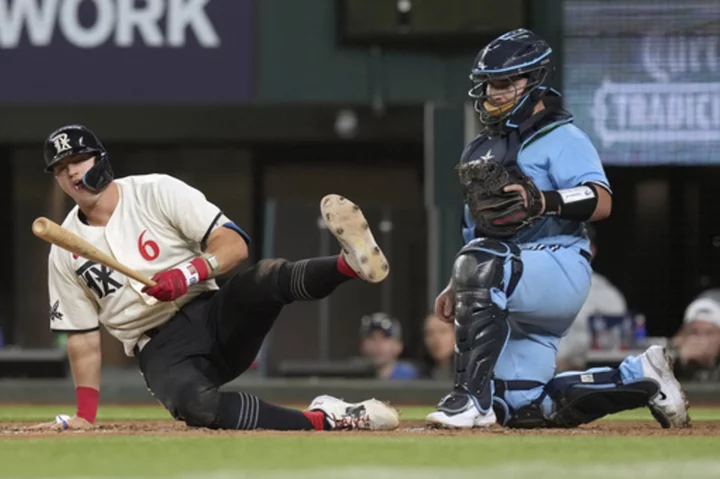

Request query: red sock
[
  {"left": 302, "top": 410, "right": 327, "bottom": 431},
  {"left": 337, "top": 255, "right": 359, "bottom": 279}
]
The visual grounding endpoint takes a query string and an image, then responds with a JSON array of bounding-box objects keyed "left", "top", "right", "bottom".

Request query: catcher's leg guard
[
  {"left": 544, "top": 369, "right": 660, "bottom": 428},
  {"left": 438, "top": 239, "right": 522, "bottom": 415},
  {"left": 493, "top": 370, "right": 660, "bottom": 429}
]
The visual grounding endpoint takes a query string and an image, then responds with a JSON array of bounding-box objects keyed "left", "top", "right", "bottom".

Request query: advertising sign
[
  {"left": 0, "top": 0, "right": 255, "bottom": 103},
  {"left": 564, "top": 1, "right": 720, "bottom": 165}
]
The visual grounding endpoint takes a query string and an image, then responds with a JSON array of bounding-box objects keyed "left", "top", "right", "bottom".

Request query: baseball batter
[
  {"left": 34, "top": 124, "right": 399, "bottom": 432},
  {"left": 425, "top": 29, "right": 690, "bottom": 429}
]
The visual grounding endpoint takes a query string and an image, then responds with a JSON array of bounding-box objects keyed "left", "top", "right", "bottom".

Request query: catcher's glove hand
[{"left": 457, "top": 159, "right": 544, "bottom": 238}]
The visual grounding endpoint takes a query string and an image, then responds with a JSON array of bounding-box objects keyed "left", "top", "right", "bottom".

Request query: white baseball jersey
[{"left": 48, "top": 174, "right": 235, "bottom": 357}]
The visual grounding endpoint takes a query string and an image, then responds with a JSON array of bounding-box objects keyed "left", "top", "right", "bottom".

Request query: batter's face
[{"left": 53, "top": 155, "right": 99, "bottom": 201}]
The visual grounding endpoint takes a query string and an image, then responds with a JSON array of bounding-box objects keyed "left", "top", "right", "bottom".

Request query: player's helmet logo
[{"left": 50, "top": 133, "right": 72, "bottom": 154}]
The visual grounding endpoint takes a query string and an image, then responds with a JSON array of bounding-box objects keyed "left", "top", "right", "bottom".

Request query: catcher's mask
[{"left": 469, "top": 28, "right": 553, "bottom": 131}]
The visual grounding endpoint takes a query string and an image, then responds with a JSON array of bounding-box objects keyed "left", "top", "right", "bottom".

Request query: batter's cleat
[
  {"left": 641, "top": 345, "right": 691, "bottom": 428},
  {"left": 425, "top": 392, "right": 497, "bottom": 429},
  {"left": 308, "top": 395, "right": 400, "bottom": 431},
  {"left": 320, "top": 194, "right": 390, "bottom": 283}
]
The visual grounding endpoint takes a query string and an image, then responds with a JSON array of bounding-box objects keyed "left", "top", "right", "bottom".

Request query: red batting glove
[{"left": 142, "top": 257, "right": 209, "bottom": 302}]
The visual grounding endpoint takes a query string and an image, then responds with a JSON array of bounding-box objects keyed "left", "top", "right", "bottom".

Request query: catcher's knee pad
[
  {"left": 492, "top": 380, "right": 551, "bottom": 428},
  {"left": 545, "top": 370, "right": 660, "bottom": 428},
  {"left": 446, "top": 240, "right": 521, "bottom": 412},
  {"left": 456, "top": 239, "right": 524, "bottom": 299},
  {"left": 493, "top": 397, "right": 551, "bottom": 429},
  {"left": 171, "top": 382, "right": 222, "bottom": 429}
]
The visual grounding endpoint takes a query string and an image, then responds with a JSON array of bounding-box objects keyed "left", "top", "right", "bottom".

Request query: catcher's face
[{"left": 484, "top": 76, "right": 529, "bottom": 115}]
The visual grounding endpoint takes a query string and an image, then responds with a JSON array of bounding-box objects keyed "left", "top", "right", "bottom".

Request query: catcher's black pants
[{"left": 135, "top": 257, "right": 346, "bottom": 429}]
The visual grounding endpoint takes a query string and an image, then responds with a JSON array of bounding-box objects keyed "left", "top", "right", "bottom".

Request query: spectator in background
[
  {"left": 423, "top": 313, "right": 455, "bottom": 380},
  {"left": 672, "top": 290, "right": 720, "bottom": 381},
  {"left": 556, "top": 224, "right": 627, "bottom": 372},
  {"left": 360, "top": 312, "right": 419, "bottom": 380}
]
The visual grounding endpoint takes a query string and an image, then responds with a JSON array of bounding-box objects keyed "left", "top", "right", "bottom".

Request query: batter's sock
[
  {"left": 280, "top": 256, "right": 352, "bottom": 301},
  {"left": 301, "top": 410, "right": 332, "bottom": 431},
  {"left": 218, "top": 392, "right": 317, "bottom": 431}
]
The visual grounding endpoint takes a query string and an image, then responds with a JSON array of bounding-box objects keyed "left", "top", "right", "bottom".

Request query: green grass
[
  {"left": 0, "top": 435, "right": 719, "bottom": 479},
  {"left": 1, "top": 405, "right": 719, "bottom": 479}
]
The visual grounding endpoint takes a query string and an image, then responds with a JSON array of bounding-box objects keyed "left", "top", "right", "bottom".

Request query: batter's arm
[
  {"left": 29, "top": 329, "right": 101, "bottom": 431},
  {"left": 65, "top": 330, "right": 102, "bottom": 427},
  {"left": 67, "top": 329, "right": 101, "bottom": 393},
  {"left": 202, "top": 225, "right": 249, "bottom": 276}
]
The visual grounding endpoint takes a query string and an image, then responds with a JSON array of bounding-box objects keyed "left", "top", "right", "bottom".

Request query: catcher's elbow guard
[{"left": 543, "top": 184, "right": 599, "bottom": 221}]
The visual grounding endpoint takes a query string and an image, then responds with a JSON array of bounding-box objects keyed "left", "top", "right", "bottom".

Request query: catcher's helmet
[
  {"left": 469, "top": 28, "right": 553, "bottom": 129},
  {"left": 43, "top": 124, "right": 114, "bottom": 192}
]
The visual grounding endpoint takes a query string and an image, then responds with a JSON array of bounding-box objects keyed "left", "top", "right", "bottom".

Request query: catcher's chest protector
[{"left": 460, "top": 107, "right": 574, "bottom": 178}]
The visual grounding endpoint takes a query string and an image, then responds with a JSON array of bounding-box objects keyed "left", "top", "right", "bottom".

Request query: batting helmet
[{"left": 43, "top": 124, "right": 114, "bottom": 192}]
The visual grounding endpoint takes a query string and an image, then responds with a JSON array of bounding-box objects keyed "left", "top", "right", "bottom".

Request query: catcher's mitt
[{"left": 457, "top": 159, "right": 543, "bottom": 238}]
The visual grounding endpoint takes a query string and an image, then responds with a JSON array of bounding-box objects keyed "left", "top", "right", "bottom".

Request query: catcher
[{"left": 425, "top": 29, "right": 690, "bottom": 429}]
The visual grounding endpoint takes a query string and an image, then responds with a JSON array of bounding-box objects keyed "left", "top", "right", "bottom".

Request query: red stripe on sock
[
  {"left": 337, "top": 255, "right": 359, "bottom": 279},
  {"left": 302, "top": 410, "right": 327, "bottom": 431}
]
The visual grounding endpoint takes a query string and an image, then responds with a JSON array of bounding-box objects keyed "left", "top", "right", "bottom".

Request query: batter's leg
[
  {"left": 207, "top": 194, "right": 389, "bottom": 377},
  {"left": 138, "top": 319, "right": 344, "bottom": 431}
]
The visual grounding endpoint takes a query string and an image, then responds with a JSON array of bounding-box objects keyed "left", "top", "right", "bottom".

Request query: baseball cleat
[
  {"left": 425, "top": 393, "right": 497, "bottom": 429},
  {"left": 308, "top": 395, "right": 400, "bottom": 431},
  {"left": 641, "top": 345, "right": 691, "bottom": 428},
  {"left": 320, "top": 194, "right": 389, "bottom": 283}
]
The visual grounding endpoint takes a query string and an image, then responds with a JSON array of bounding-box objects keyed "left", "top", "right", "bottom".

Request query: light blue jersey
[
  {"left": 462, "top": 122, "right": 610, "bottom": 251},
  {"left": 456, "top": 115, "right": 651, "bottom": 421}
]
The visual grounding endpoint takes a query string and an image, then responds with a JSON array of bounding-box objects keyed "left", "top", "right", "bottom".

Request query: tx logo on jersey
[
  {"left": 76, "top": 260, "right": 122, "bottom": 299},
  {"left": 50, "top": 133, "right": 72, "bottom": 154},
  {"left": 49, "top": 300, "right": 63, "bottom": 321}
]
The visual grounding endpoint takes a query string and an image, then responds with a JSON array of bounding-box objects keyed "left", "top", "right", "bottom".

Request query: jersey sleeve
[
  {"left": 154, "top": 175, "right": 250, "bottom": 247},
  {"left": 549, "top": 134, "right": 611, "bottom": 193},
  {"left": 48, "top": 247, "right": 100, "bottom": 333}
]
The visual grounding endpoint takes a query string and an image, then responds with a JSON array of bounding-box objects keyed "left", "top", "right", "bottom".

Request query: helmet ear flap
[{"left": 82, "top": 153, "right": 114, "bottom": 192}]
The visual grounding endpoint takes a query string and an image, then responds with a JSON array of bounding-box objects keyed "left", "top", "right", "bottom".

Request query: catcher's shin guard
[
  {"left": 541, "top": 369, "right": 658, "bottom": 428},
  {"left": 439, "top": 239, "right": 521, "bottom": 414}
]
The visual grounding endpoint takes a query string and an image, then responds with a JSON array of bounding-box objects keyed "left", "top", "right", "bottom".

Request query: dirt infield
[{"left": 1, "top": 420, "right": 718, "bottom": 438}]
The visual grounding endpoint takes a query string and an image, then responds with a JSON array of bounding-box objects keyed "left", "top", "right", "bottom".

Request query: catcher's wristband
[
  {"left": 76, "top": 386, "right": 99, "bottom": 423},
  {"left": 543, "top": 184, "right": 599, "bottom": 221}
]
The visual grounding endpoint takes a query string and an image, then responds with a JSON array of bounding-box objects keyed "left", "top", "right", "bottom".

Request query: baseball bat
[{"left": 32, "top": 216, "right": 156, "bottom": 288}]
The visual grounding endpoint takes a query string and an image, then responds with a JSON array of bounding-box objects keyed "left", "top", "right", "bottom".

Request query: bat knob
[{"left": 32, "top": 217, "right": 50, "bottom": 236}]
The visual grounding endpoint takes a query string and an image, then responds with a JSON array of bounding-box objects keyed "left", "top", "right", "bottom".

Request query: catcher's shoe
[
  {"left": 425, "top": 392, "right": 497, "bottom": 429},
  {"left": 320, "top": 194, "right": 389, "bottom": 283},
  {"left": 641, "top": 345, "right": 691, "bottom": 428},
  {"left": 308, "top": 395, "right": 400, "bottom": 431}
]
